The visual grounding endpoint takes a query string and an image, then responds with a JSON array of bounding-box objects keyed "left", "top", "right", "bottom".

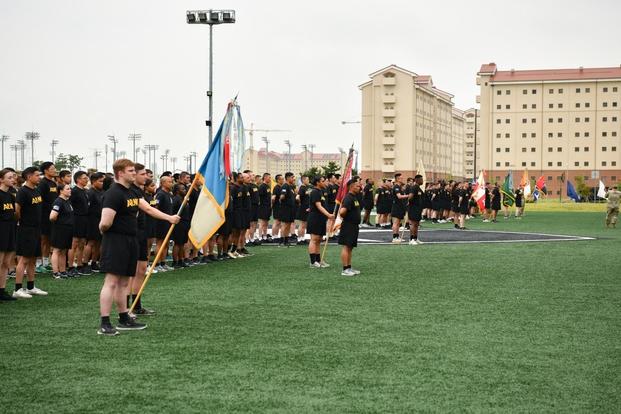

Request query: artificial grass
[{"left": 1, "top": 211, "right": 620, "bottom": 413}]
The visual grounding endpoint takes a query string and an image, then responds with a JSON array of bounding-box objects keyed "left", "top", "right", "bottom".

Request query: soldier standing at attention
[{"left": 605, "top": 185, "right": 621, "bottom": 228}]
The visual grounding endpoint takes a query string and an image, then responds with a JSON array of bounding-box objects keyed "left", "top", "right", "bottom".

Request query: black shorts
[
  {"left": 376, "top": 203, "right": 391, "bottom": 215},
  {"left": 41, "top": 213, "right": 52, "bottom": 236},
  {"left": 155, "top": 220, "right": 170, "bottom": 240},
  {"left": 296, "top": 207, "right": 308, "bottom": 222},
  {"left": 459, "top": 203, "right": 469, "bottom": 215},
  {"left": 272, "top": 206, "right": 281, "bottom": 221},
  {"left": 0, "top": 221, "right": 16, "bottom": 252},
  {"left": 338, "top": 221, "right": 359, "bottom": 248},
  {"left": 232, "top": 210, "right": 245, "bottom": 230},
  {"left": 408, "top": 208, "right": 422, "bottom": 222},
  {"left": 51, "top": 224, "right": 73, "bottom": 250},
  {"left": 137, "top": 231, "right": 149, "bottom": 261},
  {"left": 250, "top": 205, "right": 259, "bottom": 222},
  {"left": 258, "top": 205, "right": 271, "bottom": 221},
  {"left": 242, "top": 210, "right": 251, "bottom": 229},
  {"left": 492, "top": 202, "right": 501, "bottom": 211},
  {"left": 217, "top": 212, "right": 232, "bottom": 236},
  {"left": 16, "top": 226, "right": 41, "bottom": 257},
  {"left": 391, "top": 207, "right": 405, "bottom": 220},
  {"left": 100, "top": 232, "right": 138, "bottom": 277},
  {"left": 73, "top": 215, "right": 88, "bottom": 239},
  {"left": 280, "top": 206, "right": 296, "bottom": 224},
  {"left": 87, "top": 216, "right": 102, "bottom": 242},
  {"left": 172, "top": 222, "right": 190, "bottom": 245},
  {"left": 307, "top": 213, "right": 327, "bottom": 236}
]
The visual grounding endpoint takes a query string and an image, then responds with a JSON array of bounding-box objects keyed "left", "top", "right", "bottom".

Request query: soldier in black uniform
[
  {"left": 216, "top": 178, "right": 234, "bottom": 260},
  {"left": 84, "top": 172, "right": 105, "bottom": 272},
  {"left": 279, "top": 172, "right": 297, "bottom": 247},
  {"left": 245, "top": 172, "right": 260, "bottom": 246},
  {"left": 49, "top": 183, "right": 73, "bottom": 279},
  {"left": 374, "top": 180, "right": 391, "bottom": 228},
  {"left": 257, "top": 173, "right": 272, "bottom": 243},
  {"left": 171, "top": 183, "right": 191, "bottom": 268},
  {"left": 228, "top": 172, "right": 244, "bottom": 257},
  {"left": 483, "top": 182, "right": 492, "bottom": 222},
  {"left": 456, "top": 182, "right": 469, "bottom": 230},
  {"left": 391, "top": 173, "right": 409, "bottom": 243},
  {"left": 491, "top": 182, "right": 501, "bottom": 222},
  {"left": 154, "top": 175, "right": 174, "bottom": 271},
  {"left": 362, "top": 178, "right": 374, "bottom": 227},
  {"left": 37, "top": 161, "right": 57, "bottom": 272},
  {"left": 68, "top": 171, "right": 90, "bottom": 276},
  {"left": 238, "top": 173, "right": 252, "bottom": 256},
  {"left": 295, "top": 175, "right": 311, "bottom": 245},
  {"left": 407, "top": 175, "right": 425, "bottom": 245},
  {"left": 0, "top": 169, "right": 17, "bottom": 301},
  {"left": 338, "top": 179, "right": 362, "bottom": 276},
  {"left": 14, "top": 167, "right": 47, "bottom": 299},
  {"left": 307, "top": 175, "right": 333, "bottom": 268},
  {"left": 271, "top": 174, "right": 283, "bottom": 243},
  {"left": 325, "top": 173, "right": 339, "bottom": 239}
]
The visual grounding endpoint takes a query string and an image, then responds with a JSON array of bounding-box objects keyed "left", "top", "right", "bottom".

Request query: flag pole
[{"left": 129, "top": 174, "right": 201, "bottom": 313}]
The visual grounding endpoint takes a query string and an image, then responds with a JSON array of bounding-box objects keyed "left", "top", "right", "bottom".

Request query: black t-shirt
[
  {"left": 326, "top": 183, "right": 338, "bottom": 206},
  {"left": 70, "top": 186, "right": 89, "bottom": 216},
  {"left": 52, "top": 197, "right": 74, "bottom": 226},
  {"left": 341, "top": 193, "right": 361, "bottom": 224},
  {"left": 38, "top": 177, "right": 58, "bottom": 212},
  {"left": 249, "top": 183, "right": 259, "bottom": 206},
  {"left": 392, "top": 184, "right": 407, "bottom": 209},
  {"left": 231, "top": 184, "right": 243, "bottom": 210},
  {"left": 87, "top": 188, "right": 104, "bottom": 219},
  {"left": 363, "top": 184, "right": 374, "bottom": 204},
  {"left": 16, "top": 185, "right": 42, "bottom": 227},
  {"left": 258, "top": 183, "right": 271, "bottom": 207},
  {"left": 155, "top": 188, "right": 174, "bottom": 215},
  {"left": 280, "top": 183, "right": 296, "bottom": 208},
  {"left": 0, "top": 188, "right": 16, "bottom": 222},
  {"left": 408, "top": 184, "right": 424, "bottom": 209},
  {"left": 457, "top": 188, "right": 469, "bottom": 207},
  {"left": 309, "top": 187, "right": 326, "bottom": 215},
  {"left": 102, "top": 182, "right": 139, "bottom": 236},
  {"left": 298, "top": 184, "right": 311, "bottom": 211},
  {"left": 173, "top": 195, "right": 190, "bottom": 222},
  {"left": 131, "top": 184, "right": 146, "bottom": 231},
  {"left": 272, "top": 184, "right": 281, "bottom": 210},
  {"left": 241, "top": 184, "right": 251, "bottom": 211}
]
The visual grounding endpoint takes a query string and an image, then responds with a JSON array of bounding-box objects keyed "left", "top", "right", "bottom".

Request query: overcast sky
[{"left": 1, "top": 0, "right": 620, "bottom": 170}]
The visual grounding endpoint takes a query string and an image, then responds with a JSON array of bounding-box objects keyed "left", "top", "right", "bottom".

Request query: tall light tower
[
  {"left": 25, "top": 131, "right": 40, "bottom": 164},
  {"left": 104, "top": 144, "right": 108, "bottom": 172},
  {"left": 171, "top": 156, "right": 177, "bottom": 172},
  {"left": 301, "top": 144, "right": 308, "bottom": 171},
  {"left": 128, "top": 133, "right": 142, "bottom": 161},
  {"left": 163, "top": 149, "right": 170, "bottom": 171},
  {"left": 50, "top": 139, "right": 59, "bottom": 163},
  {"left": 10, "top": 144, "right": 18, "bottom": 169},
  {"left": 186, "top": 9, "right": 236, "bottom": 147},
  {"left": 284, "top": 139, "right": 292, "bottom": 172},
  {"left": 151, "top": 145, "right": 159, "bottom": 175},
  {"left": 141, "top": 147, "right": 147, "bottom": 165},
  {"left": 93, "top": 149, "right": 102, "bottom": 170},
  {"left": 1, "top": 135, "right": 9, "bottom": 168},
  {"left": 189, "top": 151, "right": 197, "bottom": 173},
  {"left": 308, "top": 144, "right": 316, "bottom": 168},
  {"left": 107, "top": 135, "right": 118, "bottom": 161},
  {"left": 261, "top": 137, "right": 270, "bottom": 174},
  {"left": 16, "top": 139, "right": 27, "bottom": 169}
]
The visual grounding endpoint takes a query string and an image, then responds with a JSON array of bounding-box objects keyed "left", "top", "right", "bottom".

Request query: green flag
[{"left": 502, "top": 171, "right": 515, "bottom": 206}]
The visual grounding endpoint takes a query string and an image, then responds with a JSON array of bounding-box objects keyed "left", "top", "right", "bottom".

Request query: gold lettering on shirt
[
  {"left": 50, "top": 187, "right": 57, "bottom": 193},
  {"left": 127, "top": 198, "right": 139, "bottom": 207},
  {"left": 3, "top": 203, "right": 13, "bottom": 210},
  {"left": 31, "top": 196, "right": 42, "bottom": 204}
]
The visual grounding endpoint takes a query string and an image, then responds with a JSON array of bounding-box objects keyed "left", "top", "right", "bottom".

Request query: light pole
[
  {"left": 128, "top": 133, "right": 142, "bottom": 161},
  {"left": 107, "top": 135, "right": 118, "bottom": 161},
  {"left": 163, "top": 149, "right": 170, "bottom": 171},
  {"left": 93, "top": 149, "right": 102, "bottom": 170},
  {"left": 189, "top": 152, "right": 197, "bottom": 173},
  {"left": 308, "top": 144, "right": 315, "bottom": 168},
  {"left": 16, "top": 139, "right": 27, "bottom": 169},
  {"left": 301, "top": 144, "right": 308, "bottom": 171},
  {"left": 50, "top": 139, "right": 59, "bottom": 163},
  {"left": 104, "top": 144, "right": 108, "bottom": 172},
  {"left": 338, "top": 147, "right": 346, "bottom": 171},
  {"left": 171, "top": 157, "right": 177, "bottom": 172},
  {"left": 186, "top": 9, "right": 236, "bottom": 147},
  {"left": 284, "top": 139, "right": 292, "bottom": 172},
  {"left": 141, "top": 148, "right": 147, "bottom": 165},
  {"left": 1, "top": 135, "right": 9, "bottom": 168},
  {"left": 25, "top": 131, "right": 40, "bottom": 164},
  {"left": 10, "top": 144, "right": 18, "bottom": 169},
  {"left": 261, "top": 137, "right": 270, "bottom": 174}
]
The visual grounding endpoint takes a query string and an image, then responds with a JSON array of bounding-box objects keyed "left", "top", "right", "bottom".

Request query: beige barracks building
[
  {"left": 360, "top": 65, "right": 466, "bottom": 182},
  {"left": 477, "top": 63, "right": 621, "bottom": 194}
]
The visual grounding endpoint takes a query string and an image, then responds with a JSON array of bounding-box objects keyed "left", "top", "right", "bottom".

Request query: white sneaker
[
  {"left": 12, "top": 288, "right": 32, "bottom": 299},
  {"left": 392, "top": 238, "right": 401, "bottom": 244},
  {"left": 408, "top": 239, "right": 418, "bottom": 245},
  {"left": 416, "top": 239, "right": 424, "bottom": 245},
  {"left": 350, "top": 268, "right": 361, "bottom": 275},
  {"left": 155, "top": 265, "right": 167, "bottom": 273},
  {"left": 482, "top": 219, "right": 490, "bottom": 223},
  {"left": 227, "top": 252, "right": 238, "bottom": 259},
  {"left": 27, "top": 287, "right": 48, "bottom": 296},
  {"left": 420, "top": 219, "right": 426, "bottom": 222},
  {"left": 320, "top": 262, "right": 331, "bottom": 268},
  {"left": 310, "top": 262, "right": 321, "bottom": 268},
  {"left": 341, "top": 268, "right": 356, "bottom": 277},
  {"left": 164, "top": 264, "right": 175, "bottom": 271}
]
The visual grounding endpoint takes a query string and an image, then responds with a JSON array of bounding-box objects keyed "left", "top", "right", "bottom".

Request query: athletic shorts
[
  {"left": 242, "top": 210, "right": 251, "bottom": 229},
  {"left": 272, "top": 206, "right": 281, "bottom": 221},
  {"left": 16, "top": 225, "right": 42, "bottom": 257},
  {"left": 376, "top": 204, "right": 391, "bottom": 215},
  {"left": 0, "top": 221, "right": 16, "bottom": 252},
  {"left": 87, "top": 216, "right": 102, "bottom": 242},
  {"left": 258, "top": 205, "right": 271, "bottom": 221},
  {"left": 250, "top": 205, "right": 259, "bottom": 222},
  {"left": 307, "top": 213, "right": 327, "bottom": 236},
  {"left": 137, "top": 231, "right": 149, "bottom": 262},
  {"left": 338, "top": 221, "right": 359, "bottom": 248},
  {"left": 279, "top": 206, "right": 296, "bottom": 224},
  {"left": 51, "top": 224, "right": 73, "bottom": 250},
  {"left": 171, "top": 221, "right": 190, "bottom": 245},
  {"left": 217, "top": 212, "right": 232, "bottom": 236},
  {"left": 155, "top": 220, "right": 170, "bottom": 240},
  {"left": 232, "top": 210, "right": 244, "bottom": 230},
  {"left": 73, "top": 215, "right": 89, "bottom": 238},
  {"left": 407, "top": 208, "right": 422, "bottom": 222},
  {"left": 100, "top": 232, "right": 138, "bottom": 277},
  {"left": 296, "top": 207, "right": 308, "bottom": 222},
  {"left": 391, "top": 207, "right": 405, "bottom": 220},
  {"left": 459, "top": 204, "right": 469, "bottom": 215},
  {"left": 41, "top": 212, "right": 52, "bottom": 236}
]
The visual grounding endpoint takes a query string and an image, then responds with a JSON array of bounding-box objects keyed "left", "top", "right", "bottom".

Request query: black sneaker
[
  {"left": 80, "top": 265, "right": 93, "bottom": 275},
  {"left": 116, "top": 318, "right": 147, "bottom": 331},
  {"left": 0, "top": 291, "right": 17, "bottom": 301},
  {"left": 239, "top": 248, "right": 253, "bottom": 256},
  {"left": 97, "top": 325, "right": 120, "bottom": 336},
  {"left": 135, "top": 307, "right": 156, "bottom": 316},
  {"left": 90, "top": 262, "right": 101, "bottom": 272},
  {"left": 68, "top": 267, "right": 79, "bottom": 278},
  {"left": 53, "top": 272, "right": 63, "bottom": 280}
]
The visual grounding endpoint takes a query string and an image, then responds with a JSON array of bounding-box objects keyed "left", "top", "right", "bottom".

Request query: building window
[
  {"left": 603, "top": 102, "right": 608, "bottom": 108},
  {"left": 559, "top": 88, "right": 563, "bottom": 93},
  {"left": 496, "top": 148, "right": 501, "bottom": 152},
  {"left": 558, "top": 118, "right": 563, "bottom": 123},
  {"left": 613, "top": 162, "right": 617, "bottom": 167},
  {"left": 522, "top": 89, "right": 527, "bottom": 94},
  {"left": 505, "top": 133, "right": 510, "bottom": 138},
  {"left": 548, "top": 103, "right": 554, "bottom": 109},
  {"left": 496, "top": 104, "right": 501, "bottom": 110},
  {"left": 548, "top": 161, "right": 553, "bottom": 166},
  {"left": 523, "top": 104, "right": 528, "bottom": 109},
  {"left": 584, "top": 147, "right": 589, "bottom": 152},
  {"left": 612, "top": 146, "right": 617, "bottom": 152},
  {"left": 557, "top": 162, "right": 562, "bottom": 167},
  {"left": 576, "top": 103, "right": 581, "bottom": 108},
  {"left": 531, "top": 104, "right": 536, "bottom": 109},
  {"left": 505, "top": 119, "right": 510, "bottom": 124},
  {"left": 584, "top": 161, "right": 589, "bottom": 166},
  {"left": 506, "top": 104, "right": 511, "bottom": 109},
  {"left": 585, "top": 102, "right": 590, "bottom": 108},
  {"left": 585, "top": 117, "right": 590, "bottom": 123},
  {"left": 531, "top": 162, "right": 536, "bottom": 167},
  {"left": 548, "top": 176, "right": 553, "bottom": 181},
  {"left": 532, "top": 118, "right": 536, "bottom": 123},
  {"left": 603, "top": 132, "right": 608, "bottom": 137},
  {"left": 558, "top": 132, "right": 563, "bottom": 137},
  {"left": 522, "top": 133, "right": 527, "bottom": 138},
  {"left": 603, "top": 87, "right": 608, "bottom": 92},
  {"left": 548, "top": 118, "right": 553, "bottom": 123},
  {"left": 614, "top": 87, "right": 618, "bottom": 92},
  {"left": 558, "top": 103, "right": 563, "bottom": 108},
  {"left": 575, "top": 161, "right": 580, "bottom": 166},
  {"left": 531, "top": 147, "right": 536, "bottom": 152},
  {"left": 506, "top": 162, "right": 511, "bottom": 167},
  {"left": 576, "top": 88, "right": 581, "bottom": 93},
  {"left": 496, "top": 162, "right": 501, "bottom": 167},
  {"left": 602, "top": 161, "right": 607, "bottom": 166},
  {"left": 603, "top": 117, "right": 608, "bottom": 122},
  {"left": 613, "top": 176, "right": 617, "bottom": 181},
  {"left": 585, "top": 132, "right": 590, "bottom": 137},
  {"left": 614, "top": 102, "right": 618, "bottom": 107},
  {"left": 549, "top": 88, "right": 554, "bottom": 94},
  {"left": 496, "top": 119, "right": 501, "bottom": 124},
  {"left": 613, "top": 117, "right": 618, "bottom": 122},
  {"left": 548, "top": 147, "right": 553, "bottom": 152},
  {"left": 497, "top": 90, "right": 502, "bottom": 95},
  {"left": 531, "top": 133, "right": 536, "bottom": 138},
  {"left": 506, "top": 90, "right": 511, "bottom": 95},
  {"left": 613, "top": 132, "right": 618, "bottom": 137},
  {"left": 585, "top": 87, "right": 590, "bottom": 93},
  {"left": 522, "top": 118, "right": 527, "bottom": 124},
  {"left": 575, "top": 117, "right": 580, "bottom": 122},
  {"left": 505, "top": 148, "right": 510, "bottom": 152},
  {"left": 548, "top": 132, "right": 553, "bottom": 138},
  {"left": 575, "top": 132, "right": 580, "bottom": 137},
  {"left": 557, "top": 147, "right": 562, "bottom": 152},
  {"left": 522, "top": 162, "right": 527, "bottom": 167},
  {"left": 575, "top": 147, "right": 580, "bottom": 152},
  {"left": 521, "top": 147, "right": 527, "bottom": 152}
]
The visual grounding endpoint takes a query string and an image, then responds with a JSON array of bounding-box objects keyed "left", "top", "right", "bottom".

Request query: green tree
[
  {"left": 55, "top": 153, "right": 84, "bottom": 171},
  {"left": 574, "top": 176, "right": 590, "bottom": 200},
  {"left": 32, "top": 160, "right": 44, "bottom": 169},
  {"left": 322, "top": 161, "right": 341, "bottom": 176},
  {"left": 300, "top": 166, "right": 323, "bottom": 178}
]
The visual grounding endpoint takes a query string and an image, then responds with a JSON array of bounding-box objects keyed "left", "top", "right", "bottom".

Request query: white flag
[
  {"left": 524, "top": 182, "right": 531, "bottom": 197},
  {"left": 597, "top": 180, "right": 607, "bottom": 199}
]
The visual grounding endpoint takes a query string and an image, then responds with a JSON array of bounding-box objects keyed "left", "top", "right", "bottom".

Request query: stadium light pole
[
  {"left": 10, "top": 144, "right": 18, "bottom": 169},
  {"left": 25, "top": 131, "right": 40, "bottom": 165},
  {"left": 104, "top": 144, "right": 108, "bottom": 172},
  {"left": 141, "top": 147, "right": 147, "bottom": 165},
  {"left": 341, "top": 120, "right": 361, "bottom": 173},
  {"left": 50, "top": 139, "right": 59, "bottom": 163},
  {"left": 171, "top": 156, "right": 177, "bottom": 172},
  {"left": 308, "top": 144, "right": 315, "bottom": 168},
  {"left": 128, "top": 132, "right": 142, "bottom": 161},
  {"left": 186, "top": 9, "right": 236, "bottom": 147},
  {"left": 301, "top": 144, "right": 308, "bottom": 171},
  {"left": 284, "top": 139, "right": 292, "bottom": 172},
  {"left": 93, "top": 149, "right": 102, "bottom": 170},
  {"left": 17, "top": 139, "right": 26, "bottom": 169},
  {"left": 189, "top": 151, "right": 197, "bottom": 174},
  {"left": 1, "top": 135, "right": 9, "bottom": 168},
  {"left": 261, "top": 137, "right": 270, "bottom": 174},
  {"left": 107, "top": 135, "right": 118, "bottom": 161}
]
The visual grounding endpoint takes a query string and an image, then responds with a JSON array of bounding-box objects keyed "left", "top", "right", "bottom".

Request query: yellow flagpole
[{"left": 129, "top": 175, "right": 201, "bottom": 314}]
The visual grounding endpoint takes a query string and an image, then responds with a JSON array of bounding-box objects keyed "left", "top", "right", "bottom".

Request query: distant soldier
[{"left": 605, "top": 186, "right": 621, "bottom": 228}]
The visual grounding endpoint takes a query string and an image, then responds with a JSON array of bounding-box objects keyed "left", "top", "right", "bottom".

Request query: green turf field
[{"left": 1, "top": 211, "right": 620, "bottom": 413}]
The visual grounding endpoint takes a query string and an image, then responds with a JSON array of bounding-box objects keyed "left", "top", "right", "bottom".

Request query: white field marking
[
  {"left": 359, "top": 226, "right": 594, "bottom": 240},
  {"left": 356, "top": 236, "right": 594, "bottom": 245}
]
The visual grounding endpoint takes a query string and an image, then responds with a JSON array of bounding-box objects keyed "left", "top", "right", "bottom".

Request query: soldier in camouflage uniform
[{"left": 605, "top": 186, "right": 621, "bottom": 228}]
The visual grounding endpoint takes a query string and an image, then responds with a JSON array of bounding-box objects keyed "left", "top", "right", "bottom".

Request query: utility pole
[
  {"left": 184, "top": 155, "right": 191, "bottom": 172},
  {"left": 308, "top": 144, "right": 316, "bottom": 168},
  {"left": 10, "top": 144, "right": 18, "bottom": 169},
  {"left": 1, "top": 135, "right": 9, "bottom": 168},
  {"left": 171, "top": 157, "right": 177, "bottom": 172},
  {"left": 107, "top": 135, "right": 118, "bottom": 161},
  {"left": 25, "top": 131, "right": 40, "bottom": 165},
  {"left": 284, "top": 139, "right": 292, "bottom": 172},
  {"left": 50, "top": 139, "right": 59, "bottom": 163},
  {"left": 163, "top": 149, "right": 170, "bottom": 171},
  {"left": 152, "top": 145, "right": 159, "bottom": 175},
  {"left": 301, "top": 144, "right": 308, "bottom": 171},
  {"left": 17, "top": 139, "right": 26, "bottom": 169},
  {"left": 104, "top": 144, "right": 108, "bottom": 172},
  {"left": 128, "top": 132, "right": 142, "bottom": 161},
  {"left": 189, "top": 152, "right": 197, "bottom": 173},
  {"left": 261, "top": 137, "right": 270, "bottom": 174},
  {"left": 93, "top": 149, "right": 102, "bottom": 170},
  {"left": 141, "top": 148, "right": 147, "bottom": 165}
]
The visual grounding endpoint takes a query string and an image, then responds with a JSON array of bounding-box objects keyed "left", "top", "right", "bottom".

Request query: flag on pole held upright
[
  {"left": 597, "top": 180, "right": 607, "bottom": 199},
  {"left": 535, "top": 175, "right": 547, "bottom": 195},
  {"left": 188, "top": 101, "right": 241, "bottom": 248},
  {"left": 567, "top": 180, "right": 581, "bottom": 202},
  {"left": 501, "top": 171, "right": 515, "bottom": 206},
  {"left": 333, "top": 147, "right": 355, "bottom": 230},
  {"left": 417, "top": 160, "right": 427, "bottom": 192},
  {"left": 520, "top": 169, "right": 531, "bottom": 197},
  {"left": 472, "top": 170, "right": 486, "bottom": 210}
]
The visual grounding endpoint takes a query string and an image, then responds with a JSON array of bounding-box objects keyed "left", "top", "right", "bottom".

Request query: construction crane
[{"left": 246, "top": 123, "right": 291, "bottom": 150}]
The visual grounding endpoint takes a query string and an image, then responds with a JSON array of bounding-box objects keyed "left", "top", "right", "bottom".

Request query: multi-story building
[
  {"left": 243, "top": 148, "right": 343, "bottom": 176},
  {"left": 464, "top": 108, "right": 481, "bottom": 180},
  {"left": 452, "top": 108, "right": 465, "bottom": 180},
  {"left": 477, "top": 63, "right": 621, "bottom": 194},
  {"left": 360, "top": 64, "right": 465, "bottom": 182}
]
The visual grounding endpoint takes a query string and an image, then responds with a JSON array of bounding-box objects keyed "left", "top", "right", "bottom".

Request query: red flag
[
  {"left": 535, "top": 176, "right": 547, "bottom": 194},
  {"left": 472, "top": 170, "right": 486, "bottom": 210},
  {"left": 335, "top": 147, "right": 355, "bottom": 204}
]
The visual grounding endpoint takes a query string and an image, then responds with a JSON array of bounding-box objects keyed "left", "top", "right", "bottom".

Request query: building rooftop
[{"left": 479, "top": 62, "right": 621, "bottom": 82}]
